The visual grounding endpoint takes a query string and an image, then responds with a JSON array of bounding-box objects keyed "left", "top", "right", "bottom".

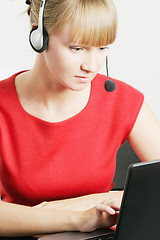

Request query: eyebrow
[{"left": 70, "top": 43, "right": 109, "bottom": 49}]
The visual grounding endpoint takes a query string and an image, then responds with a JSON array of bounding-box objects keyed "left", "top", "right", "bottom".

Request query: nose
[{"left": 81, "top": 53, "right": 97, "bottom": 73}]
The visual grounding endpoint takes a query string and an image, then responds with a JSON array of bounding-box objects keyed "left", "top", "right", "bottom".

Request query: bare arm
[
  {"left": 0, "top": 199, "right": 120, "bottom": 237},
  {"left": 0, "top": 201, "right": 77, "bottom": 236},
  {"left": 34, "top": 191, "right": 123, "bottom": 211},
  {"left": 128, "top": 101, "right": 160, "bottom": 161}
]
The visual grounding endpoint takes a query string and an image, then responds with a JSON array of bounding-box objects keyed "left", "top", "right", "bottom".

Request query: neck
[
  {"left": 30, "top": 55, "right": 65, "bottom": 95},
  {"left": 15, "top": 54, "right": 91, "bottom": 122}
]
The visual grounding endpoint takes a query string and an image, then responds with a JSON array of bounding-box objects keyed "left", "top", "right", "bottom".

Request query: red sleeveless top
[{"left": 0, "top": 73, "right": 144, "bottom": 206}]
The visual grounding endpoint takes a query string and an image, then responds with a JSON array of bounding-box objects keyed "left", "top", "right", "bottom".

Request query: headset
[
  {"left": 29, "top": 0, "right": 116, "bottom": 91},
  {"left": 105, "top": 56, "right": 116, "bottom": 92},
  {"left": 29, "top": 0, "right": 49, "bottom": 53}
]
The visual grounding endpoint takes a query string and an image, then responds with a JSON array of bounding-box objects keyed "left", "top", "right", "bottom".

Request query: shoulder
[
  {"left": 0, "top": 72, "right": 21, "bottom": 109},
  {"left": 0, "top": 73, "right": 17, "bottom": 93},
  {"left": 92, "top": 73, "right": 144, "bottom": 106},
  {"left": 0, "top": 71, "right": 25, "bottom": 100},
  {"left": 91, "top": 74, "right": 144, "bottom": 138}
]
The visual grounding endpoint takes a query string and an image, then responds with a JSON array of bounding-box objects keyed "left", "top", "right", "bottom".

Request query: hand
[{"left": 79, "top": 199, "right": 120, "bottom": 232}]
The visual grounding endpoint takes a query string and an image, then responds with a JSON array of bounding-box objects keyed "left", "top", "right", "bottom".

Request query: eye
[
  {"left": 70, "top": 46, "right": 83, "bottom": 52},
  {"left": 99, "top": 46, "right": 109, "bottom": 51}
]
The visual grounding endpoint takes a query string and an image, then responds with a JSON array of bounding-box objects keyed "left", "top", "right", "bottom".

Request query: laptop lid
[
  {"left": 114, "top": 159, "right": 160, "bottom": 240},
  {"left": 38, "top": 159, "right": 160, "bottom": 240}
]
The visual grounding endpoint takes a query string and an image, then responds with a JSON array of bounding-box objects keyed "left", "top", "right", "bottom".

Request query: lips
[{"left": 74, "top": 75, "right": 91, "bottom": 83}]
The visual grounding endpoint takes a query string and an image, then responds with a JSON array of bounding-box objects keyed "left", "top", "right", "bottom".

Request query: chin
[{"left": 68, "top": 83, "right": 90, "bottom": 92}]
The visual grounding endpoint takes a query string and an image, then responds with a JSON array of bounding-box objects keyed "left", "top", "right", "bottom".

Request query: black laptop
[{"left": 39, "top": 159, "right": 160, "bottom": 240}]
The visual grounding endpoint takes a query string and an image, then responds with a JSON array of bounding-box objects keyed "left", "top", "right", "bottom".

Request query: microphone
[{"left": 104, "top": 56, "right": 116, "bottom": 92}]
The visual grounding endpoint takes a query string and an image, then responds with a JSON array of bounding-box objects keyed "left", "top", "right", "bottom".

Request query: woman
[{"left": 0, "top": 0, "right": 160, "bottom": 237}]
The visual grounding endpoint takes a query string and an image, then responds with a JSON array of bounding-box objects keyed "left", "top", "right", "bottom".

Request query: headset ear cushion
[
  {"left": 40, "top": 27, "right": 49, "bottom": 53},
  {"left": 29, "top": 26, "right": 49, "bottom": 53},
  {"left": 29, "top": 26, "right": 38, "bottom": 51}
]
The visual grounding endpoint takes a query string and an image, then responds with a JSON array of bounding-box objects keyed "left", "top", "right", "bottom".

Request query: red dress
[{"left": 0, "top": 72, "right": 144, "bottom": 206}]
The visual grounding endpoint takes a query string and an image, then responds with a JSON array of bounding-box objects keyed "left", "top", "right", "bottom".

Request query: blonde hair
[{"left": 27, "top": 0, "right": 117, "bottom": 47}]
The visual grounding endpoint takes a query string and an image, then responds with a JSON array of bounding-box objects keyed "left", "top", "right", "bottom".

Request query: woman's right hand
[{"left": 78, "top": 199, "right": 120, "bottom": 232}]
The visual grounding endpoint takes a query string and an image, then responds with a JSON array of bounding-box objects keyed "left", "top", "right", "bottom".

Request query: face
[{"left": 44, "top": 23, "right": 108, "bottom": 91}]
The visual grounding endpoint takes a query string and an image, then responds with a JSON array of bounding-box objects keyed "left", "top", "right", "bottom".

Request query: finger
[
  {"left": 96, "top": 203, "right": 116, "bottom": 215},
  {"left": 108, "top": 200, "right": 121, "bottom": 211}
]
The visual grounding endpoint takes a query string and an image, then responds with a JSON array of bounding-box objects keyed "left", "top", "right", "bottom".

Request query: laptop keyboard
[{"left": 86, "top": 232, "right": 115, "bottom": 240}]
